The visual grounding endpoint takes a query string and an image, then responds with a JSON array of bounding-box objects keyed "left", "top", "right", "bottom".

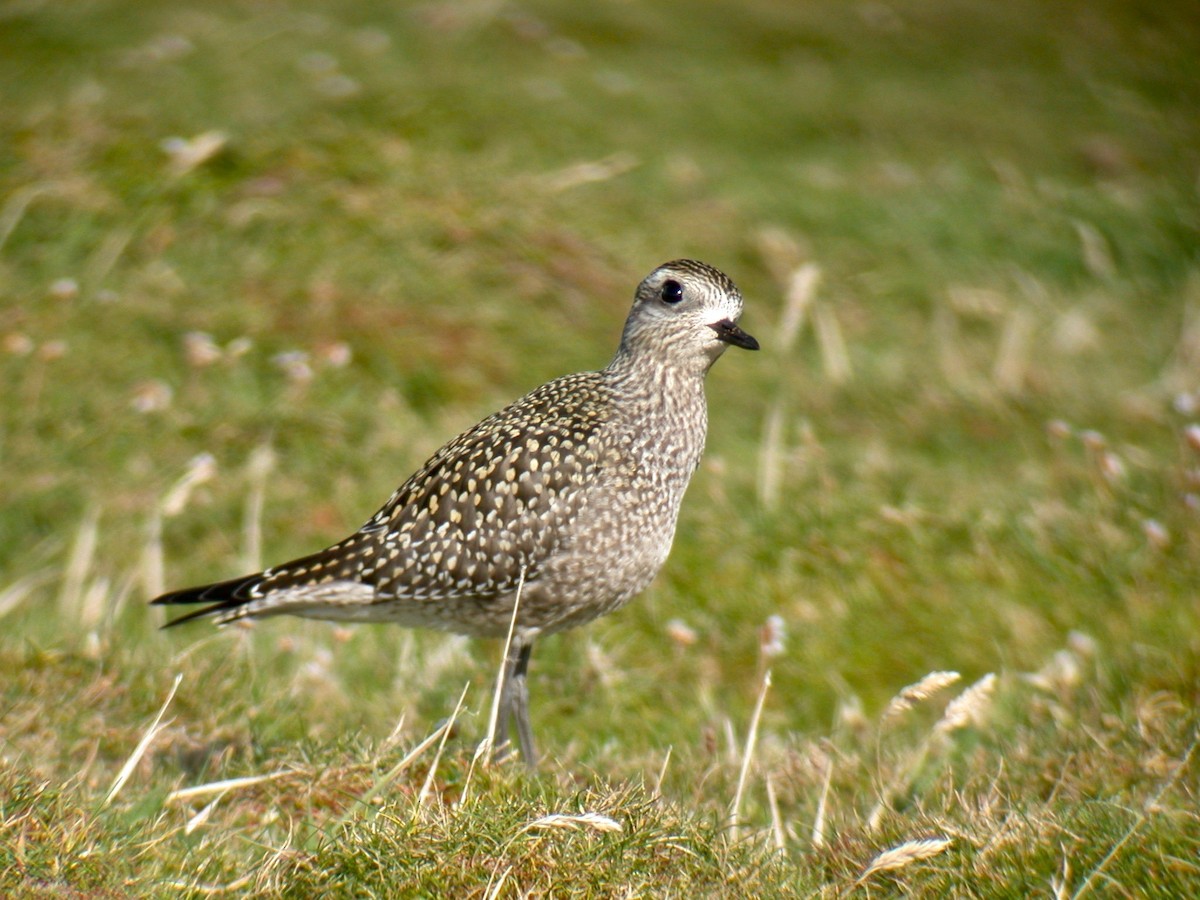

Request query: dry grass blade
[
  {"left": 141, "top": 509, "right": 165, "bottom": 600},
  {"left": 58, "top": 506, "right": 99, "bottom": 617},
  {"left": 1051, "top": 855, "right": 1071, "bottom": 900},
  {"left": 543, "top": 152, "right": 639, "bottom": 191},
  {"left": 104, "top": 673, "right": 182, "bottom": 806},
  {"left": 184, "top": 793, "right": 226, "bottom": 836},
  {"left": 779, "top": 263, "right": 821, "bottom": 352},
  {"left": 161, "top": 453, "right": 217, "bottom": 517},
  {"left": 757, "top": 400, "right": 787, "bottom": 511},
  {"left": 994, "top": 306, "right": 1034, "bottom": 394},
  {"left": 0, "top": 182, "right": 56, "bottom": 252},
  {"left": 483, "top": 865, "right": 513, "bottom": 900},
  {"left": 241, "top": 444, "right": 276, "bottom": 573},
  {"left": 474, "top": 566, "right": 527, "bottom": 769},
  {"left": 1073, "top": 219, "right": 1116, "bottom": 279},
  {"left": 0, "top": 570, "right": 53, "bottom": 619},
  {"left": 80, "top": 573, "right": 120, "bottom": 633},
  {"left": 415, "top": 681, "right": 471, "bottom": 808},
  {"left": 765, "top": 774, "right": 785, "bottom": 852},
  {"left": 811, "top": 749, "right": 833, "bottom": 849},
  {"left": 163, "top": 873, "right": 255, "bottom": 895},
  {"left": 728, "top": 668, "right": 772, "bottom": 842},
  {"left": 166, "top": 771, "right": 295, "bottom": 804},
  {"left": 755, "top": 225, "right": 805, "bottom": 287},
  {"left": 651, "top": 746, "right": 672, "bottom": 800},
  {"left": 84, "top": 226, "right": 132, "bottom": 288},
  {"left": 462, "top": 568, "right": 527, "bottom": 804},
  {"left": 813, "top": 304, "right": 851, "bottom": 384},
  {"left": 882, "top": 671, "right": 962, "bottom": 722},
  {"left": 855, "top": 836, "right": 953, "bottom": 885},
  {"left": 334, "top": 716, "right": 457, "bottom": 833}
]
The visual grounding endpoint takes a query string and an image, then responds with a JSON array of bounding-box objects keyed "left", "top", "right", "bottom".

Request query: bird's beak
[{"left": 709, "top": 319, "right": 760, "bottom": 351}]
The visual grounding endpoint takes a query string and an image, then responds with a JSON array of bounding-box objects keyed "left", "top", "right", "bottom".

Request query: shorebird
[{"left": 153, "top": 259, "right": 758, "bottom": 765}]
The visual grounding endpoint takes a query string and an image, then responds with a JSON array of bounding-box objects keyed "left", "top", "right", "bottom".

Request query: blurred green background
[{"left": 1, "top": 1, "right": 1199, "bottom": 891}]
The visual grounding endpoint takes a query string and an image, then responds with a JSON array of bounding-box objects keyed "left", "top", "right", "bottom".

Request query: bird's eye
[{"left": 660, "top": 280, "right": 683, "bottom": 304}]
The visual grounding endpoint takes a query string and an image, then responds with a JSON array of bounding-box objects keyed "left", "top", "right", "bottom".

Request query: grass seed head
[
  {"left": 1141, "top": 518, "right": 1170, "bottom": 550},
  {"left": 858, "top": 836, "right": 953, "bottom": 881},
  {"left": 936, "top": 673, "right": 998, "bottom": 735},
  {"left": 665, "top": 617, "right": 699, "bottom": 647},
  {"left": 759, "top": 614, "right": 786, "bottom": 659},
  {"left": 882, "top": 671, "right": 962, "bottom": 722},
  {"left": 1183, "top": 424, "right": 1200, "bottom": 455},
  {"left": 524, "top": 812, "right": 622, "bottom": 834}
]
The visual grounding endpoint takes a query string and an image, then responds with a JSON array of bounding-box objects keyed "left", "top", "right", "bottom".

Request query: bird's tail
[
  {"left": 151, "top": 534, "right": 383, "bottom": 627},
  {"left": 151, "top": 573, "right": 269, "bottom": 627}
]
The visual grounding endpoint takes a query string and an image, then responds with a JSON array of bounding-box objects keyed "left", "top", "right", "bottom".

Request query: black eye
[{"left": 660, "top": 279, "right": 683, "bottom": 304}]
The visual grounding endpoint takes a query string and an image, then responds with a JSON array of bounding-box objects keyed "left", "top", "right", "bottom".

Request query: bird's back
[{"left": 155, "top": 371, "right": 625, "bottom": 632}]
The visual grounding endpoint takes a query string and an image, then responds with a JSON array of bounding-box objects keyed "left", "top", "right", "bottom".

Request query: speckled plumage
[{"left": 153, "top": 259, "right": 757, "bottom": 765}]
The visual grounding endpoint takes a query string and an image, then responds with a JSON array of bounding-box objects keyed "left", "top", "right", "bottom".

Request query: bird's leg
[
  {"left": 491, "top": 639, "right": 537, "bottom": 767},
  {"left": 490, "top": 642, "right": 517, "bottom": 759},
  {"left": 509, "top": 641, "right": 537, "bottom": 768}
]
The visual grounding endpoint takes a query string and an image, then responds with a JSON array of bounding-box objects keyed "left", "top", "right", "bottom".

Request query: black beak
[{"left": 709, "top": 318, "right": 760, "bottom": 351}]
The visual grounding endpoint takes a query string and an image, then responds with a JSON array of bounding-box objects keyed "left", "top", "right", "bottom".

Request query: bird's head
[{"left": 618, "top": 259, "right": 758, "bottom": 374}]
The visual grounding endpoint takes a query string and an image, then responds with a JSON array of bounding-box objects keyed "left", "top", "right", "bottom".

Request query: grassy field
[{"left": 2, "top": 0, "right": 1199, "bottom": 895}]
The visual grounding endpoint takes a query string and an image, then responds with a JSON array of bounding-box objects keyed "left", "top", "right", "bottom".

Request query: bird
[{"left": 153, "top": 259, "right": 758, "bottom": 766}]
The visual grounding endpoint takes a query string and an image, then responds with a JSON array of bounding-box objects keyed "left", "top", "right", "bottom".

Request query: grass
[{"left": 2, "top": 0, "right": 1199, "bottom": 895}]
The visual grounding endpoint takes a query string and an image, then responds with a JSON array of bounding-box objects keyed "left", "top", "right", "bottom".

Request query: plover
[{"left": 153, "top": 259, "right": 758, "bottom": 765}]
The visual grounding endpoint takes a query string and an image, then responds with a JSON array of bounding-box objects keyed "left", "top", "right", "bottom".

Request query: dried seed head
[
  {"left": 935, "top": 673, "right": 997, "bottom": 734},
  {"left": 38, "top": 339, "right": 68, "bottom": 361},
  {"left": 131, "top": 379, "right": 173, "bottom": 414},
  {"left": 882, "top": 670, "right": 962, "bottom": 721},
  {"left": 1067, "top": 631, "right": 1098, "bottom": 659},
  {"left": 524, "top": 812, "right": 622, "bottom": 834},
  {"left": 318, "top": 341, "right": 353, "bottom": 368},
  {"left": 183, "top": 331, "right": 222, "bottom": 367},
  {"left": 273, "top": 350, "right": 314, "bottom": 384},
  {"left": 161, "top": 130, "right": 228, "bottom": 176},
  {"left": 859, "top": 837, "right": 953, "bottom": 881},
  {"left": 1026, "top": 649, "right": 1082, "bottom": 692},
  {"left": 161, "top": 453, "right": 218, "bottom": 517},
  {"left": 778, "top": 263, "right": 820, "bottom": 352},
  {"left": 1184, "top": 424, "right": 1200, "bottom": 455},
  {"left": 665, "top": 618, "right": 699, "bottom": 647},
  {"left": 1099, "top": 450, "right": 1126, "bottom": 482},
  {"left": 759, "top": 614, "right": 786, "bottom": 659},
  {"left": 226, "top": 336, "right": 254, "bottom": 358},
  {"left": 1142, "top": 518, "right": 1170, "bottom": 550},
  {"left": 48, "top": 277, "right": 80, "bottom": 300},
  {"left": 838, "top": 694, "right": 868, "bottom": 732},
  {"left": 1045, "top": 419, "right": 1073, "bottom": 441},
  {"left": 3, "top": 332, "right": 35, "bottom": 356},
  {"left": 1173, "top": 392, "right": 1198, "bottom": 416}
]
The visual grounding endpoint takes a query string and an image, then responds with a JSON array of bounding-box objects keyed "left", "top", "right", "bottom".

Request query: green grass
[{"left": 2, "top": 0, "right": 1199, "bottom": 895}]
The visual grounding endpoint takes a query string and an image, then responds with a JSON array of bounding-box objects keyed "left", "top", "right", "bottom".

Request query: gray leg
[
  {"left": 490, "top": 640, "right": 537, "bottom": 768},
  {"left": 510, "top": 642, "right": 537, "bottom": 767}
]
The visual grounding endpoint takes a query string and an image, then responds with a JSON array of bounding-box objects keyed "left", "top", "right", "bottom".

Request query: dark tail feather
[{"left": 151, "top": 573, "right": 265, "bottom": 628}]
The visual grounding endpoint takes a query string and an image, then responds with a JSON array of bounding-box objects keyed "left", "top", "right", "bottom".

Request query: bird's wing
[
  {"left": 360, "top": 371, "right": 615, "bottom": 601},
  {"left": 154, "top": 372, "right": 617, "bottom": 623}
]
